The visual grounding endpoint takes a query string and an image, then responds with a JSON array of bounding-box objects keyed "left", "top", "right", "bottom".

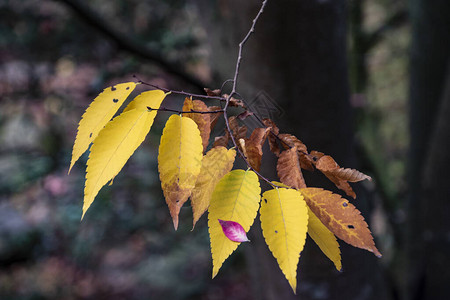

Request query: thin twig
[
  {"left": 134, "top": 0, "right": 298, "bottom": 185},
  {"left": 138, "top": 79, "right": 226, "bottom": 102},
  {"left": 221, "top": 0, "right": 274, "bottom": 187},
  {"left": 147, "top": 106, "right": 224, "bottom": 114},
  {"left": 237, "top": 95, "right": 314, "bottom": 160},
  {"left": 220, "top": 79, "right": 234, "bottom": 93}
]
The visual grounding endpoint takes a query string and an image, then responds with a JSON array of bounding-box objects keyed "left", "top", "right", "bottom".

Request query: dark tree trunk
[
  {"left": 197, "top": 1, "right": 391, "bottom": 299},
  {"left": 407, "top": 0, "right": 450, "bottom": 299}
]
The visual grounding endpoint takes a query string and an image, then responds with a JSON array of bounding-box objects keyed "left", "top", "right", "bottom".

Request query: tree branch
[
  {"left": 138, "top": 80, "right": 225, "bottom": 102},
  {"left": 56, "top": 0, "right": 206, "bottom": 90},
  {"left": 364, "top": 9, "right": 408, "bottom": 51},
  {"left": 146, "top": 106, "right": 224, "bottom": 114},
  {"left": 220, "top": 0, "right": 275, "bottom": 187},
  {"left": 132, "top": 0, "right": 290, "bottom": 188}
]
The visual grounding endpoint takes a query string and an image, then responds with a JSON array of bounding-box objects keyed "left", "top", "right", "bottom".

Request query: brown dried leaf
[
  {"left": 245, "top": 127, "right": 270, "bottom": 171},
  {"left": 182, "top": 98, "right": 211, "bottom": 152},
  {"left": 223, "top": 94, "right": 246, "bottom": 108},
  {"left": 213, "top": 131, "right": 229, "bottom": 148},
  {"left": 208, "top": 106, "right": 223, "bottom": 131},
  {"left": 278, "top": 133, "right": 307, "bottom": 153},
  {"left": 277, "top": 147, "right": 306, "bottom": 189},
  {"left": 300, "top": 188, "right": 381, "bottom": 257},
  {"left": 237, "top": 110, "right": 254, "bottom": 120},
  {"left": 310, "top": 150, "right": 325, "bottom": 160},
  {"left": 204, "top": 88, "right": 221, "bottom": 96},
  {"left": 298, "top": 154, "right": 315, "bottom": 171},
  {"left": 278, "top": 133, "right": 314, "bottom": 171},
  {"left": 315, "top": 155, "right": 371, "bottom": 199},
  {"left": 331, "top": 168, "right": 372, "bottom": 182},
  {"left": 262, "top": 118, "right": 280, "bottom": 157},
  {"left": 229, "top": 116, "right": 247, "bottom": 140}
]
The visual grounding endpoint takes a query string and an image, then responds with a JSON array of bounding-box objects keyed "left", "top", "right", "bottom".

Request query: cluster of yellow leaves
[
  {"left": 70, "top": 83, "right": 380, "bottom": 295},
  {"left": 69, "top": 82, "right": 167, "bottom": 218}
]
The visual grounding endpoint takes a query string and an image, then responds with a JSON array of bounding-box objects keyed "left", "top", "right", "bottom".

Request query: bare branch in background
[
  {"left": 365, "top": 9, "right": 409, "bottom": 52},
  {"left": 56, "top": 0, "right": 206, "bottom": 90}
]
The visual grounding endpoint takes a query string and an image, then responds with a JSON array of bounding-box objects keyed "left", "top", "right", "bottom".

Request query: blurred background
[{"left": 0, "top": 0, "right": 449, "bottom": 299}]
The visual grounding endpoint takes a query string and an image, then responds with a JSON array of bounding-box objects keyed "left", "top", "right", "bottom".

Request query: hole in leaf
[
  {"left": 126, "top": 87, "right": 130, "bottom": 90},
  {"left": 89, "top": 133, "right": 92, "bottom": 138},
  {"left": 348, "top": 225, "right": 355, "bottom": 229},
  {"left": 113, "top": 98, "right": 119, "bottom": 103},
  {"left": 264, "top": 199, "right": 267, "bottom": 203},
  {"left": 342, "top": 202, "right": 348, "bottom": 207},
  {"left": 111, "top": 86, "right": 116, "bottom": 91},
  {"left": 275, "top": 230, "right": 278, "bottom": 233},
  {"left": 176, "top": 200, "right": 180, "bottom": 203}
]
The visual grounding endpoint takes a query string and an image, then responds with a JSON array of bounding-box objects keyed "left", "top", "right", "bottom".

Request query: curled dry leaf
[
  {"left": 300, "top": 187, "right": 381, "bottom": 257},
  {"left": 245, "top": 127, "right": 270, "bottom": 171},
  {"left": 277, "top": 146, "right": 306, "bottom": 189},
  {"left": 262, "top": 118, "right": 280, "bottom": 157},
  {"left": 218, "top": 219, "right": 250, "bottom": 243},
  {"left": 314, "top": 155, "right": 371, "bottom": 199},
  {"left": 239, "top": 138, "right": 248, "bottom": 158},
  {"left": 208, "top": 106, "right": 223, "bottom": 131},
  {"left": 310, "top": 150, "right": 325, "bottom": 161},
  {"left": 278, "top": 134, "right": 314, "bottom": 171},
  {"left": 213, "top": 131, "right": 229, "bottom": 148},
  {"left": 237, "top": 110, "right": 254, "bottom": 120},
  {"left": 182, "top": 98, "right": 211, "bottom": 152},
  {"left": 204, "top": 87, "right": 221, "bottom": 96},
  {"left": 229, "top": 116, "right": 248, "bottom": 140},
  {"left": 278, "top": 133, "right": 307, "bottom": 153},
  {"left": 223, "top": 94, "right": 246, "bottom": 108},
  {"left": 332, "top": 168, "right": 371, "bottom": 182}
]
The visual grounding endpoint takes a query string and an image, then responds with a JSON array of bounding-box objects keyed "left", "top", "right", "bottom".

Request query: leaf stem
[
  {"left": 147, "top": 107, "right": 224, "bottom": 114},
  {"left": 138, "top": 80, "right": 226, "bottom": 102}
]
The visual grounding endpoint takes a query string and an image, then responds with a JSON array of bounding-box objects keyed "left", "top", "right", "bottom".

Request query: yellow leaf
[
  {"left": 158, "top": 114, "right": 203, "bottom": 230},
  {"left": 307, "top": 207, "right": 342, "bottom": 271},
  {"left": 191, "top": 146, "right": 236, "bottom": 228},
  {"left": 83, "top": 107, "right": 160, "bottom": 219},
  {"left": 69, "top": 82, "right": 136, "bottom": 173},
  {"left": 123, "top": 90, "right": 166, "bottom": 112},
  {"left": 123, "top": 90, "right": 167, "bottom": 148},
  {"left": 208, "top": 169, "right": 261, "bottom": 278},
  {"left": 260, "top": 188, "right": 308, "bottom": 294},
  {"left": 300, "top": 187, "right": 381, "bottom": 257}
]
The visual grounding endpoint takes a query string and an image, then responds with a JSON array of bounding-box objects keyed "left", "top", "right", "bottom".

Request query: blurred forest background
[{"left": 0, "top": 0, "right": 449, "bottom": 299}]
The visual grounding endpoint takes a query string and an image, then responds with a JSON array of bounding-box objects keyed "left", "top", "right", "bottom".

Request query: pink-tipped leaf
[{"left": 218, "top": 219, "right": 250, "bottom": 243}]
